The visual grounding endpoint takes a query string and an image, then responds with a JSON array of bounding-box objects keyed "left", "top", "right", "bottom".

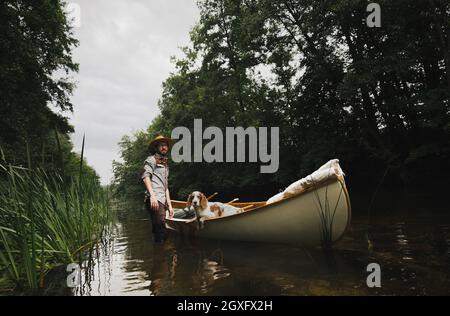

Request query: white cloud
[{"left": 68, "top": 0, "right": 199, "bottom": 184}]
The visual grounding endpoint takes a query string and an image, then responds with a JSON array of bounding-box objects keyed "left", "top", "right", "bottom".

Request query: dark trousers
[{"left": 146, "top": 200, "right": 167, "bottom": 242}]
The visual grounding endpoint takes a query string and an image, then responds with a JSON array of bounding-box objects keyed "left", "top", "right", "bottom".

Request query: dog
[{"left": 186, "top": 191, "right": 243, "bottom": 229}]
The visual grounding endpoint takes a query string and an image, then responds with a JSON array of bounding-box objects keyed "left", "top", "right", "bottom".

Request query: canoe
[{"left": 166, "top": 178, "right": 351, "bottom": 247}]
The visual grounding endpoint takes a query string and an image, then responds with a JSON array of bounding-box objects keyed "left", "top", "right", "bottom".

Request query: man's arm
[
  {"left": 166, "top": 188, "right": 174, "bottom": 218},
  {"left": 142, "top": 157, "right": 158, "bottom": 210},
  {"left": 144, "top": 177, "right": 159, "bottom": 210}
]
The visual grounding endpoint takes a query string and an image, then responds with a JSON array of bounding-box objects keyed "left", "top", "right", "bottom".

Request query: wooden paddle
[
  {"left": 227, "top": 198, "right": 239, "bottom": 204},
  {"left": 207, "top": 192, "right": 218, "bottom": 201}
]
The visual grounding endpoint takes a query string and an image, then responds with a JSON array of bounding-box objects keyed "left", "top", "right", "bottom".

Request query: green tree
[
  {"left": 114, "top": 0, "right": 450, "bottom": 204},
  {"left": 0, "top": 0, "right": 78, "bottom": 167}
]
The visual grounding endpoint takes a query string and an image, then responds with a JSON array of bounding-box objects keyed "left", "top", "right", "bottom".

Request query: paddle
[{"left": 207, "top": 192, "right": 218, "bottom": 201}]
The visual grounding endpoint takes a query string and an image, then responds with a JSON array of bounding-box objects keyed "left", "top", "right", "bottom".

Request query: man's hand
[
  {"left": 168, "top": 205, "right": 174, "bottom": 218},
  {"left": 150, "top": 196, "right": 159, "bottom": 210}
]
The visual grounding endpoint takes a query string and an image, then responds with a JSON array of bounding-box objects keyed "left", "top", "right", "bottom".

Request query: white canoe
[{"left": 167, "top": 179, "right": 351, "bottom": 247}]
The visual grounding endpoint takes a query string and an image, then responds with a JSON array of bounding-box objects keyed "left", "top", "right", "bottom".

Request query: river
[{"left": 43, "top": 204, "right": 450, "bottom": 296}]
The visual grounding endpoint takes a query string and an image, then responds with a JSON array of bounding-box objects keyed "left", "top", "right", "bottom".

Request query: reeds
[
  {"left": 0, "top": 137, "right": 113, "bottom": 291},
  {"left": 311, "top": 173, "right": 344, "bottom": 249}
]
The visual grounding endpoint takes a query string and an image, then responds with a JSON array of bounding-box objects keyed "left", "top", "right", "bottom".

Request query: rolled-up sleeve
[{"left": 142, "top": 157, "right": 156, "bottom": 180}]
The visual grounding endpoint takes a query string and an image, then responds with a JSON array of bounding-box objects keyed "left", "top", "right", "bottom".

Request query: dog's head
[{"left": 186, "top": 191, "right": 208, "bottom": 211}]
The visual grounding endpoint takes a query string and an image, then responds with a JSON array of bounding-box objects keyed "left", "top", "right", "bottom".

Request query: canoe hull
[{"left": 166, "top": 179, "right": 351, "bottom": 247}]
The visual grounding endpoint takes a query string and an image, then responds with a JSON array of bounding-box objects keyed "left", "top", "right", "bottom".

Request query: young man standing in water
[{"left": 142, "top": 135, "right": 175, "bottom": 243}]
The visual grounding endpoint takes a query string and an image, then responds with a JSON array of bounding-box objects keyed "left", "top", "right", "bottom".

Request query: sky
[{"left": 67, "top": 0, "right": 200, "bottom": 184}]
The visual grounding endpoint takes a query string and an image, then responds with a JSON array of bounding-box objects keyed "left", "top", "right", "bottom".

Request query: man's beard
[{"left": 156, "top": 149, "right": 168, "bottom": 157}]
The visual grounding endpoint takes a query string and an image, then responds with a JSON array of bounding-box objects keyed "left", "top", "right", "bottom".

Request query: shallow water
[{"left": 45, "top": 207, "right": 450, "bottom": 296}]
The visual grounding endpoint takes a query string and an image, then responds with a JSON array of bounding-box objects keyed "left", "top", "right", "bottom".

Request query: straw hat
[{"left": 148, "top": 135, "right": 174, "bottom": 154}]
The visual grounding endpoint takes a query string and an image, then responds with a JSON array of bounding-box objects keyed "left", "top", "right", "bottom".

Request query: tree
[
  {"left": 114, "top": 0, "right": 450, "bottom": 204},
  {"left": 0, "top": 0, "right": 78, "bottom": 167}
]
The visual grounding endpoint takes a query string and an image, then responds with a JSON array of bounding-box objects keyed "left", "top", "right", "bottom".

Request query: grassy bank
[{"left": 0, "top": 149, "right": 113, "bottom": 291}]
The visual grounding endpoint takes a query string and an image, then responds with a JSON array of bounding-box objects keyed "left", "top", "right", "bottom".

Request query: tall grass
[
  {"left": 0, "top": 140, "right": 113, "bottom": 291},
  {"left": 311, "top": 173, "right": 344, "bottom": 249}
]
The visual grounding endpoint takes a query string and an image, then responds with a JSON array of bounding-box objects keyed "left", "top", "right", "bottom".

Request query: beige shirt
[{"left": 142, "top": 155, "right": 169, "bottom": 204}]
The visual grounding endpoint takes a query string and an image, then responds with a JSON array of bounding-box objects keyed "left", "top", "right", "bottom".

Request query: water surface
[{"left": 51, "top": 207, "right": 450, "bottom": 296}]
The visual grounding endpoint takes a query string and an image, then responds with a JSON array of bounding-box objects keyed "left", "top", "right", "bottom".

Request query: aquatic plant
[
  {"left": 0, "top": 137, "right": 113, "bottom": 291},
  {"left": 311, "top": 172, "right": 344, "bottom": 249}
]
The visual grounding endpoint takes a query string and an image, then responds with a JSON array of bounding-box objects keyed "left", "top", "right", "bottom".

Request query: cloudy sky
[{"left": 68, "top": 0, "right": 199, "bottom": 184}]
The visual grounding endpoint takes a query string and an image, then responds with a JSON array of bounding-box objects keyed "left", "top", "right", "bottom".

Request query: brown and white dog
[{"left": 186, "top": 191, "right": 243, "bottom": 229}]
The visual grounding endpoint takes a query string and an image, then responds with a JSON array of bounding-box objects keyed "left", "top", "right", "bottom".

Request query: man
[{"left": 142, "top": 135, "right": 175, "bottom": 243}]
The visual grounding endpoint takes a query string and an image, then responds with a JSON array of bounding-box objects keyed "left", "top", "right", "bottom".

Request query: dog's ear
[
  {"left": 186, "top": 193, "right": 193, "bottom": 208},
  {"left": 200, "top": 193, "right": 208, "bottom": 209}
]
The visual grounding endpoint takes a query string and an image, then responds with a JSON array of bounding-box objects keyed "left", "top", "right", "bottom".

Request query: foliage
[
  {"left": 0, "top": 0, "right": 79, "bottom": 170},
  {"left": 0, "top": 149, "right": 112, "bottom": 290},
  {"left": 113, "top": 0, "right": 450, "bottom": 202}
]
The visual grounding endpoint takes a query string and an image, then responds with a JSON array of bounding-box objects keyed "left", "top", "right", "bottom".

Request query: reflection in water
[
  {"left": 395, "top": 222, "right": 414, "bottom": 261},
  {"left": 60, "top": 209, "right": 450, "bottom": 296}
]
